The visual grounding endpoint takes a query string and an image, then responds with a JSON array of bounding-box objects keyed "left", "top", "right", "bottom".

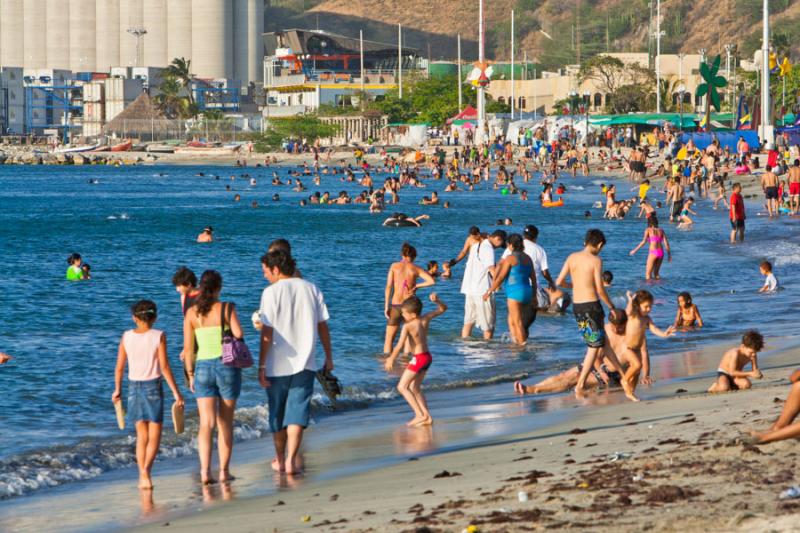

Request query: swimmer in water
[
  {"left": 66, "top": 253, "right": 84, "bottom": 281},
  {"left": 382, "top": 213, "right": 430, "bottom": 227},
  {"left": 81, "top": 264, "right": 92, "bottom": 280},
  {"left": 0, "top": 352, "right": 11, "bottom": 365},
  {"left": 673, "top": 291, "right": 703, "bottom": 330},
  {"left": 197, "top": 227, "right": 213, "bottom": 243},
  {"left": 383, "top": 242, "right": 436, "bottom": 353}
]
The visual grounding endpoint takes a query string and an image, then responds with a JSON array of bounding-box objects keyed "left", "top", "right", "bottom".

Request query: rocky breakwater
[{"left": 0, "top": 147, "right": 158, "bottom": 166}]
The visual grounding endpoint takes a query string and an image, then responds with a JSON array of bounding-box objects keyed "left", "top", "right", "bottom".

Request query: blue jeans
[
  {"left": 266, "top": 370, "right": 315, "bottom": 432},
  {"left": 195, "top": 358, "right": 242, "bottom": 400},
  {"left": 128, "top": 378, "right": 164, "bottom": 423}
]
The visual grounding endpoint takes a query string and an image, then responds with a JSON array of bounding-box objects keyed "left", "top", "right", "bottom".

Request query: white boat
[{"left": 54, "top": 143, "right": 102, "bottom": 154}]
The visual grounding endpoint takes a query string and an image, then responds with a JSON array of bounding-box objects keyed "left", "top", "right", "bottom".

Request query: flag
[
  {"left": 769, "top": 52, "right": 779, "bottom": 74},
  {"left": 699, "top": 114, "right": 708, "bottom": 128},
  {"left": 779, "top": 57, "right": 792, "bottom": 76},
  {"left": 735, "top": 95, "right": 752, "bottom": 130}
]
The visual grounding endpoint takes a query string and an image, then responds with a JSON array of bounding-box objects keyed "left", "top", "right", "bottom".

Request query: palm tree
[
  {"left": 166, "top": 57, "right": 196, "bottom": 106},
  {"left": 658, "top": 77, "right": 682, "bottom": 113}
]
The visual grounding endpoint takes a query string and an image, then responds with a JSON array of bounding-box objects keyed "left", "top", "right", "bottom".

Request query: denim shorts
[
  {"left": 195, "top": 358, "right": 242, "bottom": 400},
  {"left": 266, "top": 370, "right": 315, "bottom": 432},
  {"left": 128, "top": 378, "right": 164, "bottom": 424}
]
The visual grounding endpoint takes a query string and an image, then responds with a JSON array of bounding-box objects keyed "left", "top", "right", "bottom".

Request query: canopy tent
[
  {"left": 677, "top": 130, "right": 759, "bottom": 152},
  {"left": 448, "top": 105, "right": 478, "bottom": 123},
  {"left": 589, "top": 112, "right": 735, "bottom": 129},
  {"left": 381, "top": 123, "right": 428, "bottom": 146}
]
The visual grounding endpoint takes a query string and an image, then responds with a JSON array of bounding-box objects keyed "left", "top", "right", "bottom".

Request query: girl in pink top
[{"left": 113, "top": 300, "right": 183, "bottom": 490}]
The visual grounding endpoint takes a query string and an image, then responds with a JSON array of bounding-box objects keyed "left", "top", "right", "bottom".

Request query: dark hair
[
  {"left": 67, "top": 253, "right": 82, "bottom": 265},
  {"left": 262, "top": 249, "right": 297, "bottom": 276},
  {"left": 523, "top": 224, "right": 539, "bottom": 240},
  {"left": 760, "top": 261, "right": 772, "bottom": 272},
  {"left": 584, "top": 229, "right": 606, "bottom": 248},
  {"left": 468, "top": 225, "right": 481, "bottom": 236},
  {"left": 508, "top": 233, "right": 524, "bottom": 252},
  {"left": 204, "top": 226, "right": 213, "bottom": 233},
  {"left": 401, "top": 242, "right": 417, "bottom": 260},
  {"left": 268, "top": 238, "right": 292, "bottom": 254},
  {"left": 647, "top": 216, "right": 660, "bottom": 228},
  {"left": 172, "top": 266, "right": 197, "bottom": 288},
  {"left": 195, "top": 270, "right": 222, "bottom": 317},
  {"left": 490, "top": 229, "right": 507, "bottom": 247},
  {"left": 427, "top": 260, "right": 438, "bottom": 270},
  {"left": 678, "top": 291, "right": 692, "bottom": 305},
  {"left": 766, "top": 164, "right": 772, "bottom": 171},
  {"left": 742, "top": 330, "right": 764, "bottom": 351},
  {"left": 602, "top": 270, "right": 613, "bottom": 284},
  {"left": 131, "top": 299, "right": 158, "bottom": 326},
  {"left": 609, "top": 308, "right": 627, "bottom": 334},
  {"left": 401, "top": 296, "right": 423, "bottom": 315},
  {"left": 631, "top": 290, "right": 654, "bottom": 315}
]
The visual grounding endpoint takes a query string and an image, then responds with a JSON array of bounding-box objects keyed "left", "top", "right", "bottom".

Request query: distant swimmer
[
  {"left": 81, "top": 264, "right": 92, "bottom": 280},
  {"left": 383, "top": 213, "right": 430, "bottom": 227},
  {"left": 66, "top": 253, "right": 85, "bottom": 281},
  {"left": 197, "top": 227, "right": 213, "bottom": 243},
  {"left": 250, "top": 178, "right": 257, "bottom": 186},
  {"left": 0, "top": 352, "right": 12, "bottom": 365}
]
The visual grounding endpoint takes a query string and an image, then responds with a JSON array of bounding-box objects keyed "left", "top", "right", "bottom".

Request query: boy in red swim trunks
[{"left": 384, "top": 293, "right": 447, "bottom": 427}]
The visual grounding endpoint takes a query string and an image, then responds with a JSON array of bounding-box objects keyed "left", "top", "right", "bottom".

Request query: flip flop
[
  {"left": 114, "top": 400, "right": 126, "bottom": 430},
  {"left": 172, "top": 402, "right": 185, "bottom": 434},
  {"left": 316, "top": 369, "right": 343, "bottom": 404}
]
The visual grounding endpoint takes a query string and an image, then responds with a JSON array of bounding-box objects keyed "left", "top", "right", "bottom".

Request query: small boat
[
  {"left": 175, "top": 146, "right": 236, "bottom": 155},
  {"left": 55, "top": 143, "right": 102, "bottom": 154},
  {"left": 146, "top": 144, "right": 175, "bottom": 154},
  {"left": 110, "top": 140, "right": 133, "bottom": 152},
  {"left": 541, "top": 198, "right": 564, "bottom": 208}
]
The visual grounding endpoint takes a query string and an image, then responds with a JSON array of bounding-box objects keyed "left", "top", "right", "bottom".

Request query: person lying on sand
[
  {"left": 707, "top": 330, "right": 764, "bottom": 393},
  {"left": 514, "top": 310, "right": 636, "bottom": 395},
  {"left": 751, "top": 369, "right": 800, "bottom": 444}
]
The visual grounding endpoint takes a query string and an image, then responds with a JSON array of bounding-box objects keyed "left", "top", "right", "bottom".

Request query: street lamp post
[
  {"left": 583, "top": 90, "right": 590, "bottom": 145},
  {"left": 569, "top": 90, "right": 578, "bottom": 143},
  {"left": 678, "top": 84, "right": 686, "bottom": 134}
]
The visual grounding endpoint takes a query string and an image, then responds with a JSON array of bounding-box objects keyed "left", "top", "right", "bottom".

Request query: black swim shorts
[
  {"left": 573, "top": 301, "right": 606, "bottom": 348},
  {"left": 765, "top": 186, "right": 779, "bottom": 200},
  {"left": 730, "top": 219, "right": 745, "bottom": 230}
]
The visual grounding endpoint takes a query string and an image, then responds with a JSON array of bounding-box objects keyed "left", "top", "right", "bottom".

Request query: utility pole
[
  {"left": 359, "top": 30, "right": 365, "bottom": 102},
  {"left": 761, "top": 0, "right": 772, "bottom": 146},
  {"left": 511, "top": 9, "right": 515, "bottom": 120},
  {"left": 724, "top": 43, "right": 734, "bottom": 110},
  {"left": 457, "top": 33, "right": 463, "bottom": 112},
  {"left": 398, "top": 24, "right": 403, "bottom": 99},
  {"left": 576, "top": 0, "right": 581, "bottom": 65},
  {"left": 477, "top": 0, "right": 486, "bottom": 143},
  {"left": 655, "top": 0, "right": 662, "bottom": 113},
  {"left": 127, "top": 27, "right": 148, "bottom": 68}
]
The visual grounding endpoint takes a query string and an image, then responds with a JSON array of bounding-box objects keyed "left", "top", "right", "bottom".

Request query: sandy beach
[{"left": 121, "top": 339, "right": 800, "bottom": 533}]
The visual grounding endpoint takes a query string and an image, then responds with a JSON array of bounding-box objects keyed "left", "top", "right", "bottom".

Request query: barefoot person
[
  {"left": 484, "top": 234, "right": 536, "bottom": 345},
  {"left": 752, "top": 368, "right": 800, "bottom": 443},
  {"left": 555, "top": 229, "right": 622, "bottom": 398},
  {"left": 383, "top": 243, "right": 435, "bottom": 353},
  {"left": 113, "top": 300, "right": 184, "bottom": 490},
  {"left": 618, "top": 290, "right": 675, "bottom": 401},
  {"left": 761, "top": 165, "right": 780, "bottom": 217},
  {"left": 259, "top": 249, "right": 333, "bottom": 475},
  {"left": 707, "top": 330, "right": 764, "bottom": 393},
  {"left": 729, "top": 182, "right": 746, "bottom": 243},
  {"left": 788, "top": 160, "right": 800, "bottom": 215},
  {"left": 384, "top": 293, "right": 447, "bottom": 426},
  {"left": 629, "top": 217, "right": 671, "bottom": 280},
  {"left": 184, "top": 271, "right": 245, "bottom": 484}
]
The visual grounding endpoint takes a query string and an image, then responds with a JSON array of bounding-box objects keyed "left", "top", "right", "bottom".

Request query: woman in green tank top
[{"left": 184, "top": 270, "right": 245, "bottom": 485}]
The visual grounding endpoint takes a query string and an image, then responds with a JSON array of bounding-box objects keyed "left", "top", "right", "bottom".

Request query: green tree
[
  {"left": 166, "top": 57, "right": 196, "bottom": 107},
  {"left": 250, "top": 114, "right": 340, "bottom": 151},
  {"left": 154, "top": 74, "right": 195, "bottom": 119}
]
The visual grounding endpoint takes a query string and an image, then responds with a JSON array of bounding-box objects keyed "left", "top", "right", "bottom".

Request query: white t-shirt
[
  {"left": 259, "top": 278, "right": 330, "bottom": 377},
  {"left": 764, "top": 273, "right": 778, "bottom": 292},
  {"left": 502, "top": 239, "right": 548, "bottom": 285},
  {"left": 460, "top": 240, "right": 495, "bottom": 295}
]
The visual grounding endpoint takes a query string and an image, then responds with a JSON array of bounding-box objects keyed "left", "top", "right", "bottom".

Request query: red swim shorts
[
  {"left": 407, "top": 352, "right": 433, "bottom": 373},
  {"left": 790, "top": 182, "right": 800, "bottom": 196}
]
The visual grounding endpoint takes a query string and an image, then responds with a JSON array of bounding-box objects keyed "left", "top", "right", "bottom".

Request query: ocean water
[{"left": 0, "top": 163, "right": 797, "bottom": 499}]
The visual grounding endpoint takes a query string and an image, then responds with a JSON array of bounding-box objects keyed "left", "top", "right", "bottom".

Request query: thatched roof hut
[{"left": 104, "top": 93, "right": 179, "bottom": 139}]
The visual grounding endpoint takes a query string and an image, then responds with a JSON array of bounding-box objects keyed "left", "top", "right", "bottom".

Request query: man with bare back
[{"left": 384, "top": 242, "right": 436, "bottom": 353}]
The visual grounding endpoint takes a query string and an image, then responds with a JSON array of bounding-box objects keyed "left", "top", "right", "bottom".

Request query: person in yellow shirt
[{"left": 638, "top": 179, "right": 651, "bottom": 201}]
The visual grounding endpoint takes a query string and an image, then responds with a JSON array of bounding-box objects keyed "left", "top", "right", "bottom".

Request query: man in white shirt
[
  {"left": 450, "top": 228, "right": 506, "bottom": 339},
  {"left": 501, "top": 225, "right": 556, "bottom": 309},
  {"left": 259, "top": 248, "right": 333, "bottom": 476}
]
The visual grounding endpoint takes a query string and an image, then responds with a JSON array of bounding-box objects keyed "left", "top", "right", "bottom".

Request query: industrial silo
[
  {"left": 119, "top": 0, "right": 143, "bottom": 67},
  {"left": 250, "top": 0, "right": 264, "bottom": 82},
  {"left": 96, "top": 0, "right": 121, "bottom": 72},
  {"left": 143, "top": 0, "right": 167, "bottom": 67},
  {"left": 23, "top": 0, "right": 47, "bottom": 69},
  {"left": 191, "top": 0, "right": 233, "bottom": 79},
  {"left": 0, "top": 0, "right": 25, "bottom": 68},
  {"left": 70, "top": 0, "right": 97, "bottom": 72},
  {"left": 45, "top": 0, "right": 70, "bottom": 70},
  {"left": 167, "top": 0, "right": 192, "bottom": 62},
  {"left": 233, "top": 0, "right": 248, "bottom": 82}
]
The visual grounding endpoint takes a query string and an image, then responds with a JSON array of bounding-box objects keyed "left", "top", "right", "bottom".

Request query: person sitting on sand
[
  {"left": 384, "top": 293, "right": 447, "bottom": 427},
  {"left": 197, "top": 227, "right": 213, "bottom": 243},
  {"left": 751, "top": 368, "right": 800, "bottom": 444},
  {"left": 708, "top": 330, "right": 764, "bottom": 393},
  {"left": 514, "top": 310, "right": 632, "bottom": 395},
  {"left": 673, "top": 291, "right": 703, "bottom": 330},
  {"left": 619, "top": 290, "right": 675, "bottom": 401}
]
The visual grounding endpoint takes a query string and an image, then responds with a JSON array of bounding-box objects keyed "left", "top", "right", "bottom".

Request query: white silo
[
  {"left": 119, "top": 0, "right": 143, "bottom": 67},
  {"left": 191, "top": 0, "right": 233, "bottom": 79},
  {"left": 0, "top": 0, "right": 25, "bottom": 68},
  {"left": 233, "top": 0, "right": 248, "bottom": 82},
  {"left": 166, "top": 0, "right": 192, "bottom": 62},
  {"left": 45, "top": 0, "right": 70, "bottom": 70},
  {"left": 142, "top": 0, "right": 167, "bottom": 67},
  {"left": 23, "top": 0, "right": 48, "bottom": 69},
  {"left": 96, "top": 0, "right": 121, "bottom": 72},
  {"left": 250, "top": 0, "right": 264, "bottom": 82},
  {"left": 70, "top": 0, "right": 97, "bottom": 72}
]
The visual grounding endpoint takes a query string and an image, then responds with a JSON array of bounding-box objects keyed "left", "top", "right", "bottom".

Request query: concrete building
[
  {"left": 263, "top": 29, "right": 424, "bottom": 115},
  {"left": 488, "top": 53, "right": 705, "bottom": 115},
  {"left": 0, "top": 0, "right": 265, "bottom": 83},
  {"left": 0, "top": 67, "right": 26, "bottom": 134}
]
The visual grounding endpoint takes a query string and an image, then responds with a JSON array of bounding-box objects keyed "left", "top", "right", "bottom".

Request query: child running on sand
[
  {"left": 384, "top": 294, "right": 447, "bottom": 426},
  {"left": 758, "top": 261, "right": 779, "bottom": 293},
  {"left": 673, "top": 291, "right": 703, "bottom": 329},
  {"left": 707, "top": 330, "right": 764, "bottom": 393},
  {"left": 619, "top": 290, "right": 675, "bottom": 401},
  {"left": 112, "top": 300, "right": 184, "bottom": 489},
  {"left": 514, "top": 310, "right": 631, "bottom": 394}
]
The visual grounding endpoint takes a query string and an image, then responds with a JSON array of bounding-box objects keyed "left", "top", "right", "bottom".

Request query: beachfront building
[
  {"left": 488, "top": 53, "right": 705, "bottom": 116},
  {"left": 262, "top": 29, "right": 425, "bottom": 117},
  {"left": 0, "top": 0, "right": 264, "bottom": 83}
]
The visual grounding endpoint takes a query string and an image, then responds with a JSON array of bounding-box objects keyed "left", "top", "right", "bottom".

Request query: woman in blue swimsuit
[{"left": 484, "top": 234, "right": 537, "bottom": 345}]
